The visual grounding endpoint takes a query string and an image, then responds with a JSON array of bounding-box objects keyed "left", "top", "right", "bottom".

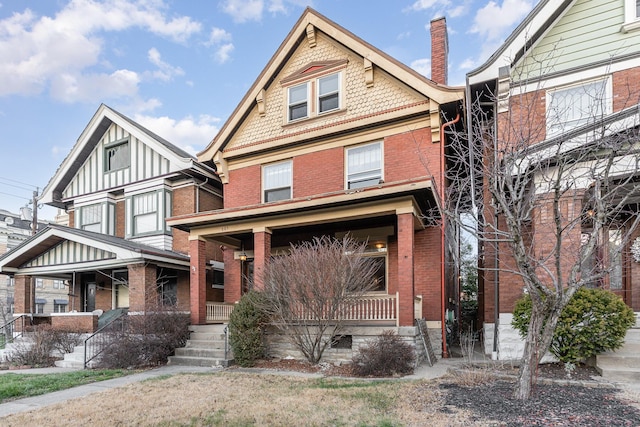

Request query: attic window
[
  {"left": 105, "top": 140, "right": 130, "bottom": 172},
  {"left": 622, "top": 0, "right": 640, "bottom": 32}
]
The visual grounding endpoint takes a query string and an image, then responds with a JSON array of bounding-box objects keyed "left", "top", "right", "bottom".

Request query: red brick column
[
  {"left": 224, "top": 247, "right": 241, "bottom": 303},
  {"left": 397, "top": 212, "right": 415, "bottom": 326},
  {"left": 253, "top": 228, "right": 272, "bottom": 290},
  {"left": 189, "top": 237, "right": 207, "bottom": 324},
  {"left": 13, "top": 275, "right": 32, "bottom": 314},
  {"left": 128, "top": 263, "right": 157, "bottom": 313}
]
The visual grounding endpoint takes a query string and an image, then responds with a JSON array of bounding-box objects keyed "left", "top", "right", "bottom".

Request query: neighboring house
[
  {"left": 168, "top": 8, "right": 464, "bottom": 360},
  {"left": 0, "top": 104, "right": 223, "bottom": 332},
  {"left": 467, "top": 0, "right": 640, "bottom": 358},
  {"left": 0, "top": 209, "right": 57, "bottom": 321}
]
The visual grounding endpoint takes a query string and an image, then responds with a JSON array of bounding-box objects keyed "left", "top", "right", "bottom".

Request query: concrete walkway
[{"left": 0, "top": 359, "right": 459, "bottom": 418}]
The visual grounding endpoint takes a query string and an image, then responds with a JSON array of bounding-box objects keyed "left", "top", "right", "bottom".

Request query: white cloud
[
  {"left": 221, "top": 0, "right": 264, "bottom": 23},
  {"left": 411, "top": 58, "right": 431, "bottom": 78},
  {"left": 134, "top": 113, "right": 222, "bottom": 155},
  {"left": 0, "top": 1, "right": 200, "bottom": 100},
  {"left": 147, "top": 48, "right": 185, "bottom": 81},
  {"left": 405, "top": 0, "right": 450, "bottom": 11},
  {"left": 215, "top": 43, "right": 235, "bottom": 64},
  {"left": 470, "top": 0, "right": 532, "bottom": 42},
  {"left": 50, "top": 69, "right": 140, "bottom": 103},
  {"left": 206, "top": 27, "right": 235, "bottom": 64}
]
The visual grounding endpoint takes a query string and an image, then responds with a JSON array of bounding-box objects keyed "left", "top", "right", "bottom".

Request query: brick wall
[
  {"left": 430, "top": 17, "right": 448, "bottom": 85},
  {"left": 613, "top": 66, "right": 640, "bottom": 112},
  {"left": 128, "top": 263, "right": 157, "bottom": 312},
  {"left": 68, "top": 210, "right": 75, "bottom": 228},
  {"left": 50, "top": 313, "right": 97, "bottom": 333},
  {"left": 172, "top": 186, "right": 195, "bottom": 254},
  {"left": 95, "top": 283, "right": 112, "bottom": 312},
  {"left": 177, "top": 270, "right": 190, "bottom": 311},
  {"left": 385, "top": 127, "right": 438, "bottom": 182},
  {"left": 226, "top": 165, "right": 261, "bottom": 208},
  {"left": 413, "top": 227, "right": 442, "bottom": 321},
  {"left": 293, "top": 147, "right": 344, "bottom": 197},
  {"left": 115, "top": 200, "right": 125, "bottom": 238}
]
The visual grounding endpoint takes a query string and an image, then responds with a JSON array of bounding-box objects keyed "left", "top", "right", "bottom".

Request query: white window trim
[
  {"left": 262, "top": 160, "right": 293, "bottom": 203},
  {"left": 316, "top": 73, "right": 342, "bottom": 115},
  {"left": 345, "top": 141, "right": 384, "bottom": 190},
  {"left": 545, "top": 77, "right": 612, "bottom": 137},
  {"left": 285, "top": 71, "right": 343, "bottom": 123},
  {"left": 622, "top": 0, "right": 640, "bottom": 32}
]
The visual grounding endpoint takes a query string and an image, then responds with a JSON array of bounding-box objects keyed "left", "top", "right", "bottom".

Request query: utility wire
[
  {"left": 0, "top": 180, "right": 36, "bottom": 192},
  {"left": 0, "top": 176, "right": 39, "bottom": 189},
  {"left": 0, "top": 190, "right": 31, "bottom": 200}
]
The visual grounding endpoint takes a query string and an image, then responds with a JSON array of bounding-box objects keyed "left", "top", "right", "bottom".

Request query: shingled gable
[
  {"left": 40, "top": 103, "right": 216, "bottom": 209},
  {"left": 198, "top": 7, "right": 464, "bottom": 179}
]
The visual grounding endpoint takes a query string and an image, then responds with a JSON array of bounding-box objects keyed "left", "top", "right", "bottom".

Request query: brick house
[
  {"left": 168, "top": 8, "right": 464, "bottom": 360},
  {"left": 0, "top": 104, "right": 223, "bottom": 332},
  {"left": 466, "top": 0, "right": 640, "bottom": 358}
]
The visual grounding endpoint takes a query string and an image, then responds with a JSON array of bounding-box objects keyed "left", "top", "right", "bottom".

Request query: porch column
[
  {"left": 224, "top": 247, "right": 241, "bottom": 303},
  {"left": 397, "top": 212, "right": 415, "bottom": 326},
  {"left": 128, "top": 263, "right": 157, "bottom": 313},
  {"left": 253, "top": 227, "right": 272, "bottom": 290},
  {"left": 13, "top": 275, "right": 32, "bottom": 314},
  {"left": 189, "top": 236, "right": 207, "bottom": 324}
]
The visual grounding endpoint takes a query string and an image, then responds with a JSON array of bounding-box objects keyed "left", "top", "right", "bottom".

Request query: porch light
[
  {"left": 239, "top": 252, "right": 248, "bottom": 261},
  {"left": 374, "top": 242, "right": 385, "bottom": 249}
]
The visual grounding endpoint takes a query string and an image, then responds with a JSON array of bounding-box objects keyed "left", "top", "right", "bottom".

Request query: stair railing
[
  {"left": 0, "top": 314, "right": 29, "bottom": 348},
  {"left": 83, "top": 312, "right": 128, "bottom": 369}
]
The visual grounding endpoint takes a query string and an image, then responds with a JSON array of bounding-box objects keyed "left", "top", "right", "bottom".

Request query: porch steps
[
  {"left": 55, "top": 343, "right": 94, "bottom": 369},
  {"left": 168, "top": 324, "right": 233, "bottom": 368},
  {"left": 595, "top": 327, "right": 640, "bottom": 382}
]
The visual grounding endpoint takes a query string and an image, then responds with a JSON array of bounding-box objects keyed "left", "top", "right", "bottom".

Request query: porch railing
[
  {"left": 292, "top": 292, "right": 399, "bottom": 326},
  {"left": 83, "top": 312, "right": 128, "bottom": 369},
  {"left": 206, "top": 302, "right": 235, "bottom": 323},
  {"left": 0, "top": 315, "right": 29, "bottom": 349}
]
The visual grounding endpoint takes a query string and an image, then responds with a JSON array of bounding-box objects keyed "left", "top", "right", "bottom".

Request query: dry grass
[{"left": 0, "top": 372, "right": 476, "bottom": 427}]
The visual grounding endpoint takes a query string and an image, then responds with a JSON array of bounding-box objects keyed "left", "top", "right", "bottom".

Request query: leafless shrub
[
  {"left": 260, "top": 235, "right": 379, "bottom": 364},
  {"left": 352, "top": 330, "right": 415, "bottom": 377},
  {"left": 97, "top": 306, "right": 190, "bottom": 369}
]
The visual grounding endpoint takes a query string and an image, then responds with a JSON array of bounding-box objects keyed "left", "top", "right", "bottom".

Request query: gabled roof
[
  {"left": 0, "top": 224, "right": 189, "bottom": 274},
  {"left": 40, "top": 104, "right": 217, "bottom": 208},
  {"left": 467, "top": 0, "right": 575, "bottom": 84},
  {"left": 198, "top": 7, "right": 463, "bottom": 160}
]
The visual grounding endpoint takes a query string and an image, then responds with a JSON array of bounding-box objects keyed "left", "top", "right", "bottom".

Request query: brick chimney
[{"left": 430, "top": 16, "right": 448, "bottom": 85}]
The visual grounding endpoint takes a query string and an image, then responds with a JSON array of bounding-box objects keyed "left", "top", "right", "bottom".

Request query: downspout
[
  {"left": 440, "top": 111, "right": 460, "bottom": 358},
  {"left": 492, "top": 96, "right": 500, "bottom": 361}
]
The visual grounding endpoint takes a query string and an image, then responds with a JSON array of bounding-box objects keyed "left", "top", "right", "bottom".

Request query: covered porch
[
  {"left": 0, "top": 224, "right": 193, "bottom": 332},
  {"left": 168, "top": 179, "right": 444, "bottom": 329}
]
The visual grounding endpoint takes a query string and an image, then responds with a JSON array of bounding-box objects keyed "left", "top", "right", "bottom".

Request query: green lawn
[{"left": 0, "top": 370, "right": 131, "bottom": 403}]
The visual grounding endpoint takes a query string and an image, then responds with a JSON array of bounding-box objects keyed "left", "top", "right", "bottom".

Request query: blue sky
[{"left": 0, "top": 0, "right": 535, "bottom": 220}]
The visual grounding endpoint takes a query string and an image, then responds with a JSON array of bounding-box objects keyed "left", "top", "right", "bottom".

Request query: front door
[{"left": 85, "top": 282, "right": 96, "bottom": 312}]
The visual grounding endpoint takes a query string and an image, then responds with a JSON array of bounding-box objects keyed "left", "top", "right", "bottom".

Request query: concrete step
[
  {"left": 597, "top": 367, "right": 640, "bottom": 382},
  {"left": 54, "top": 359, "right": 85, "bottom": 369},
  {"left": 189, "top": 324, "right": 228, "bottom": 333},
  {"left": 188, "top": 332, "right": 228, "bottom": 341},
  {"left": 174, "top": 347, "right": 229, "bottom": 359},
  {"left": 185, "top": 339, "right": 227, "bottom": 350},
  {"left": 596, "top": 354, "right": 640, "bottom": 369},
  {"left": 167, "top": 355, "right": 232, "bottom": 367}
]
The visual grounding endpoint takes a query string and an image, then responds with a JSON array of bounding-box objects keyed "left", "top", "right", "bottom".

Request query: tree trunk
[{"left": 514, "top": 300, "right": 562, "bottom": 400}]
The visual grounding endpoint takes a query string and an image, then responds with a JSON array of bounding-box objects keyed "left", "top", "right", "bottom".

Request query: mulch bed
[{"left": 244, "top": 358, "right": 640, "bottom": 426}]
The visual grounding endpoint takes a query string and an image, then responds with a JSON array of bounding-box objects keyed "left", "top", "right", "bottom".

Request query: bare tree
[
  {"left": 259, "top": 235, "right": 379, "bottom": 364},
  {"left": 445, "top": 73, "right": 640, "bottom": 399}
]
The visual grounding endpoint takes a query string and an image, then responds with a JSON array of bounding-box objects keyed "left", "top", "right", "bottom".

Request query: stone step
[
  {"left": 174, "top": 347, "right": 229, "bottom": 359},
  {"left": 54, "top": 359, "right": 85, "bottom": 369},
  {"left": 188, "top": 332, "right": 228, "bottom": 341},
  {"left": 167, "top": 355, "right": 232, "bottom": 368},
  {"left": 189, "top": 324, "right": 228, "bottom": 333}
]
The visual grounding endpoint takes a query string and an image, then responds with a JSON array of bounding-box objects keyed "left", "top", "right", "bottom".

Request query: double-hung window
[
  {"left": 263, "top": 161, "right": 292, "bottom": 202},
  {"left": 288, "top": 84, "right": 308, "bottom": 121},
  {"left": 346, "top": 142, "right": 382, "bottom": 189},
  {"left": 81, "top": 204, "right": 102, "bottom": 233},
  {"left": 318, "top": 73, "right": 340, "bottom": 113},
  {"left": 546, "top": 79, "right": 610, "bottom": 137},
  {"left": 133, "top": 192, "right": 158, "bottom": 235},
  {"left": 286, "top": 72, "right": 342, "bottom": 122},
  {"left": 624, "top": 0, "right": 640, "bottom": 27}
]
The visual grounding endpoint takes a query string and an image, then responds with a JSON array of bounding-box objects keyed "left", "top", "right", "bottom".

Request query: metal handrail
[
  {"left": 224, "top": 325, "right": 229, "bottom": 361},
  {"left": 0, "top": 314, "right": 29, "bottom": 348},
  {"left": 83, "top": 312, "right": 128, "bottom": 369}
]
